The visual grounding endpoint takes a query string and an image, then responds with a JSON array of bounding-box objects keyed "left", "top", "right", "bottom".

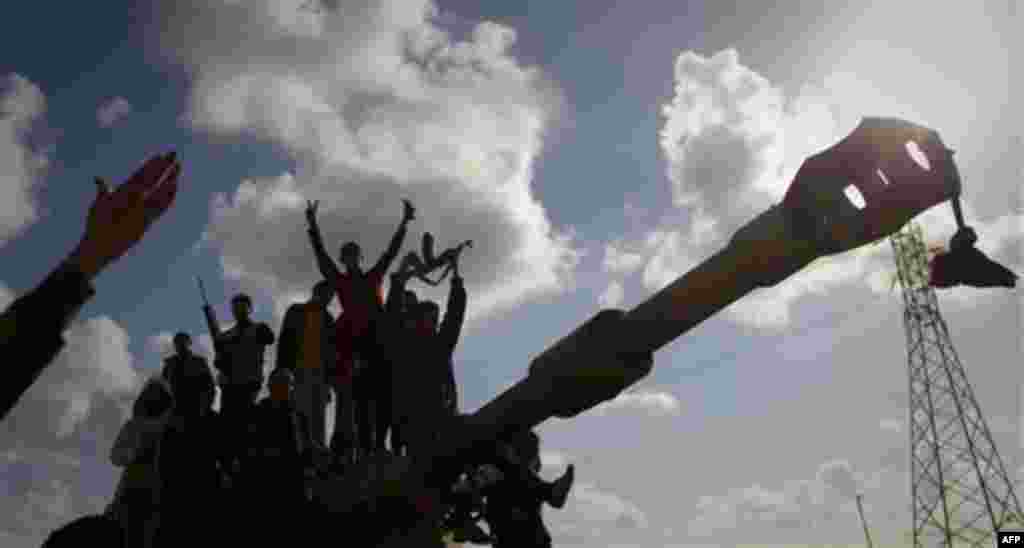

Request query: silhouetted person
[
  {"left": 107, "top": 377, "right": 174, "bottom": 548},
  {"left": 160, "top": 332, "right": 211, "bottom": 402},
  {"left": 444, "top": 469, "right": 492, "bottom": 544},
  {"left": 930, "top": 226, "right": 1018, "bottom": 288},
  {"left": 454, "top": 426, "right": 574, "bottom": 511},
  {"left": 277, "top": 280, "right": 337, "bottom": 447},
  {"left": 400, "top": 264, "right": 466, "bottom": 455},
  {"left": 155, "top": 372, "right": 229, "bottom": 548},
  {"left": 386, "top": 278, "right": 419, "bottom": 456},
  {"left": 305, "top": 198, "right": 415, "bottom": 458},
  {"left": 43, "top": 514, "right": 125, "bottom": 548},
  {"left": 479, "top": 429, "right": 574, "bottom": 548},
  {"left": 382, "top": 269, "right": 424, "bottom": 456},
  {"left": 0, "top": 152, "right": 180, "bottom": 421},
  {"left": 242, "top": 369, "right": 318, "bottom": 542},
  {"left": 203, "top": 292, "right": 275, "bottom": 463}
]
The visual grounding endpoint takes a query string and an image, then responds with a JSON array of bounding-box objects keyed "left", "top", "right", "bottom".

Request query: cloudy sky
[{"left": 0, "top": 0, "right": 1019, "bottom": 545}]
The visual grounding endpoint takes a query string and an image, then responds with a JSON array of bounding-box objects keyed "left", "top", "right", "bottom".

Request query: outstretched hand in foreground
[
  {"left": 69, "top": 152, "right": 181, "bottom": 280},
  {"left": 0, "top": 151, "right": 182, "bottom": 423}
]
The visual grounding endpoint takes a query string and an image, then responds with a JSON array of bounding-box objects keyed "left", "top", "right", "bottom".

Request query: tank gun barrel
[
  {"left": 314, "top": 118, "right": 962, "bottom": 525},
  {"left": 518, "top": 116, "right": 959, "bottom": 421},
  {"left": 431, "top": 117, "right": 960, "bottom": 470}
]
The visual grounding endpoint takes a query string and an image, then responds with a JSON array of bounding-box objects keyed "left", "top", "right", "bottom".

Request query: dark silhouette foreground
[
  {"left": 13, "top": 117, "right": 1005, "bottom": 546},
  {"left": 930, "top": 226, "right": 1018, "bottom": 288}
]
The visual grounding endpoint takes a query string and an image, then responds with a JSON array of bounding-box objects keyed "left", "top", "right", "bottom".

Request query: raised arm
[
  {"left": 0, "top": 153, "right": 180, "bottom": 422},
  {"left": 439, "top": 272, "right": 467, "bottom": 359},
  {"left": 370, "top": 199, "right": 415, "bottom": 278},
  {"left": 305, "top": 200, "right": 342, "bottom": 281},
  {"left": 386, "top": 272, "right": 409, "bottom": 317},
  {"left": 395, "top": 251, "right": 444, "bottom": 287},
  {"left": 0, "top": 262, "right": 95, "bottom": 421}
]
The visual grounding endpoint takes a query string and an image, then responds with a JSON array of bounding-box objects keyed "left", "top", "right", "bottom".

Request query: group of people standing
[{"left": 100, "top": 198, "right": 574, "bottom": 547}]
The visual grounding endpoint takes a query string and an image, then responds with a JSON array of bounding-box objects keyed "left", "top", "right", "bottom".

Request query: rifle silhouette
[{"left": 197, "top": 276, "right": 226, "bottom": 374}]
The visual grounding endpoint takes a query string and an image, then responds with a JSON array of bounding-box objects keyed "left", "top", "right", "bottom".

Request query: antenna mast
[
  {"left": 890, "top": 223, "right": 1023, "bottom": 547},
  {"left": 856, "top": 493, "right": 875, "bottom": 548}
]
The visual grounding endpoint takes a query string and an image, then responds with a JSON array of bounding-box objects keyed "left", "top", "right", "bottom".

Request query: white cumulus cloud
[
  {"left": 0, "top": 281, "right": 14, "bottom": 310},
  {"left": 0, "top": 74, "right": 49, "bottom": 247},
  {"left": 603, "top": 243, "right": 645, "bottom": 275},
  {"left": 591, "top": 390, "right": 681, "bottom": 417},
  {"left": 96, "top": 96, "right": 132, "bottom": 128},
  {"left": 603, "top": 48, "right": 1022, "bottom": 329},
  {"left": 569, "top": 482, "right": 650, "bottom": 529},
  {"left": 687, "top": 459, "right": 873, "bottom": 545},
  {"left": 817, "top": 459, "right": 860, "bottom": 499},
  {"left": 0, "top": 448, "right": 116, "bottom": 540},
  {"left": 597, "top": 280, "right": 624, "bottom": 308},
  {"left": 0, "top": 317, "right": 141, "bottom": 446},
  {"left": 539, "top": 450, "right": 568, "bottom": 472},
  {"left": 154, "top": 0, "right": 579, "bottom": 321}
]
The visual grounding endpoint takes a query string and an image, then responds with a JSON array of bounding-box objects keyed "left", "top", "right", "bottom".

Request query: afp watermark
[{"left": 999, "top": 531, "right": 1024, "bottom": 545}]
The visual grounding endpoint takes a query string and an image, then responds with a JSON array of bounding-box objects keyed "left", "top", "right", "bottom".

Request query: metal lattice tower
[{"left": 890, "top": 223, "right": 1023, "bottom": 547}]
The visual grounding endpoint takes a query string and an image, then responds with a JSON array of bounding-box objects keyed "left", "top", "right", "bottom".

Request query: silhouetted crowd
[
  {"left": 0, "top": 159, "right": 575, "bottom": 548},
  {"left": 108, "top": 198, "right": 572, "bottom": 547},
  {"left": 4, "top": 114, "right": 1014, "bottom": 548}
]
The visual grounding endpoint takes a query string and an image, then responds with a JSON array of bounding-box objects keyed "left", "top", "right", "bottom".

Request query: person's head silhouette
[
  {"left": 172, "top": 331, "right": 192, "bottom": 355},
  {"left": 312, "top": 280, "right": 333, "bottom": 305},
  {"left": 339, "top": 241, "right": 362, "bottom": 272},
  {"left": 231, "top": 293, "right": 253, "bottom": 323}
]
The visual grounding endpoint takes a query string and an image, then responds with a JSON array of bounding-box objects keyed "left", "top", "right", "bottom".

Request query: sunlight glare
[
  {"left": 905, "top": 141, "right": 931, "bottom": 171},
  {"left": 844, "top": 184, "right": 866, "bottom": 209}
]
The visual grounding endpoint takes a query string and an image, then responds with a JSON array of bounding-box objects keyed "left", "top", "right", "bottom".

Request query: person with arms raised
[{"left": 305, "top": 198, "right": 415, "bottom": 459}]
